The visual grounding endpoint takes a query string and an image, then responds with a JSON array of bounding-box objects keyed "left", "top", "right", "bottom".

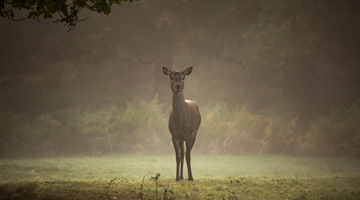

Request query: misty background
[{"left": 1, "top": 0, "right": 360, "bottom": 158}]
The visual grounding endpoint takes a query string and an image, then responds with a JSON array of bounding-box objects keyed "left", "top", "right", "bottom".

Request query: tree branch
[{"left": 1, "top": 0, "right": 138, "bottom": 31}]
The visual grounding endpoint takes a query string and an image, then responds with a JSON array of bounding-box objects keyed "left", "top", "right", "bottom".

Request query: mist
[{"left": 1, "top": 0, "right": 360, "bottom": 159}]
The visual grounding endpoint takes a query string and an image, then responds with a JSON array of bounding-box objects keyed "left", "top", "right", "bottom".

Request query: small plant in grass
[
  {"left": 105, "top": 178, "right": 116, "bottom": 197},
  {"left": 151, "top": 173, "right": 161, "bottom": 199},
  {"left": 226, "top": 188, "right": 238, "bottom": 200},
  {"left": 138, "top": 175, "right": 147, "bottom": 199}
]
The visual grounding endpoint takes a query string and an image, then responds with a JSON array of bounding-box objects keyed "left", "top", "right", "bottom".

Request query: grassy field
[{"left": 1, "top": 155, "right": 360, "bottom": 199}]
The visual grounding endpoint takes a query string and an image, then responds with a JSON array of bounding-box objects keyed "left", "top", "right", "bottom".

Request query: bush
[
  {"left": 83, "top": 96, "right": 170, "bottom": 155},
  {"left": 0, "top": 110, "right": 87, "bottom": 158},
  {"left": 0, "top": 113, "right": 25, "bottom": 158},
  {"left": 120, "top": 96, "right": 170, "bottom": 154},
  {"left": 196, "top": 101, "right": 237, "bottom": 154},
  {"left": 305, "top": 103, "right": 360, "bottom": 156},
  {"left": 82, "top": 105, "right": 124, "bottom": 155},
  {"left": 196, "top": 102, "right": 303, "bottom": 155},
  {"left": 2, "top": 99, "right": 359, "bottom": 158},
  {"left": 24, "top": 110, "right": 86, "bottom": 157}
]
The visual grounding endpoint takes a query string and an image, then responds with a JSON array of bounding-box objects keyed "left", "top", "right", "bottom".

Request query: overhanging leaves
[{"left": 0, "top": 0, "right": 137, "bottom": 31}]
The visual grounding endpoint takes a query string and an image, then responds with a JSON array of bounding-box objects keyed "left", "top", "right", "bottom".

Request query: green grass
[{"left": 1, "top": 155, "right": 360, "bottom": 199}]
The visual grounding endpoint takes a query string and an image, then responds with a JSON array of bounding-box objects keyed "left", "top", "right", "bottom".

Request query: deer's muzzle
[{"left": 175, "top": 84, "right": 182, "bottom": 90}]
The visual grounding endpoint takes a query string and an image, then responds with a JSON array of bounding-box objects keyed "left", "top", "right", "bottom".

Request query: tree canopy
[
  {"left": 1, "top": 0, "right": 360, "bottom": 124},
  {"left": 0, "top": 0, "right": 136, "bottom": 30}
]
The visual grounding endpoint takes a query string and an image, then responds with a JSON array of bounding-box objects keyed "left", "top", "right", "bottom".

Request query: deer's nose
[{"left": 175, "top": 84, "right": 182, "bottom": 90}]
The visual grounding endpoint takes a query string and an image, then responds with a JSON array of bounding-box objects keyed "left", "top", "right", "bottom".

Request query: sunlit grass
[{"left": 1, "top": 155, "right": 360, "bottom": 199}]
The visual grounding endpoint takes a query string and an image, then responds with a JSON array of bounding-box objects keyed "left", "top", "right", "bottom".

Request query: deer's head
[{"left": 162, "top": 67, "right": 193, "bottom": 93}]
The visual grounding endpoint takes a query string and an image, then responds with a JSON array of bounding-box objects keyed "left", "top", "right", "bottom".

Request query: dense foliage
[
  {"left": 1, "top": 98, "right": 360, "bottom": 158},
  {"left": 0, "top": 0, "right": 136, "bottom": 30},
  {"left": 1, "top": 0, "right": 360, "bottom": 158}
]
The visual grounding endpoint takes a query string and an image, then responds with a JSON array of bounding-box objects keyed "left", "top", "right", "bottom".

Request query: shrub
[
  {"left": 82, "top": 105, "right": 124, "bottom": 155},
  {"left": 257, "top": 116, "right": 303, "bottom": 155},
  {"left": 120, "top": 96, "right": 170, "bottom": 154},
  {"left": 0, "top": 113, "right": 25, "bottom": 158},
  {"left": 26, "top": 110, "right": 86, "bottom": 157},
  {"left": 0, "top": 110, "right": 88, "bottom": 158},
  {"left": 305, "top": 103, "right": 360, "bottom": 156},
  {"left": 82, "top": 96, "right": 170, "bottom": 155},
  {"left": 196, "top": 101, "right": 237, "bottom": 154},
  {"left": 197, "top": 102, "right": 303, "bottom": 155},
  {"left": 2, "top": 99, "right": 359, "bottom": 158}
]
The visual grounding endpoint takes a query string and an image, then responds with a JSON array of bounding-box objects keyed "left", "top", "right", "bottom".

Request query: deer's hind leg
[
  {"left": 179, "top": 141, "right": 184, "bottom": 180},
  {"left": 185, "top": 136, "right": 197, "bottom": 181}
]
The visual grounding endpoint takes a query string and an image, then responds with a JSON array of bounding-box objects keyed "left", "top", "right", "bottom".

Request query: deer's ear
[
  {"left": 162, "top": 67, "right": 172, "bottom": 76},
  {"left": 183, "top": 67, "right": 193, "bottom": 76}
]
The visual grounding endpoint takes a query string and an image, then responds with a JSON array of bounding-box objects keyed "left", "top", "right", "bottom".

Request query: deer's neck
[{"left": 172, "top": 92, "right": 188, "bottom": 118}]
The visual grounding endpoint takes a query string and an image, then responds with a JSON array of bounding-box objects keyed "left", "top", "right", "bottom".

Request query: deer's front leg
[{"left": 172, "top": 138, "right": 181, "bottom": 181}]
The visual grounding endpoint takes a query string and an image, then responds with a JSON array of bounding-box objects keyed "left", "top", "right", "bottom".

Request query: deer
[{"left": 162, "top": 66, "right": 201, "bottom": 181}]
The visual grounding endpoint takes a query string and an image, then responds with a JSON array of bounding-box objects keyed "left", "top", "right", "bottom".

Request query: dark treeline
[{"left": 1, "top": 0, "right": 360, "bottom": 158}]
